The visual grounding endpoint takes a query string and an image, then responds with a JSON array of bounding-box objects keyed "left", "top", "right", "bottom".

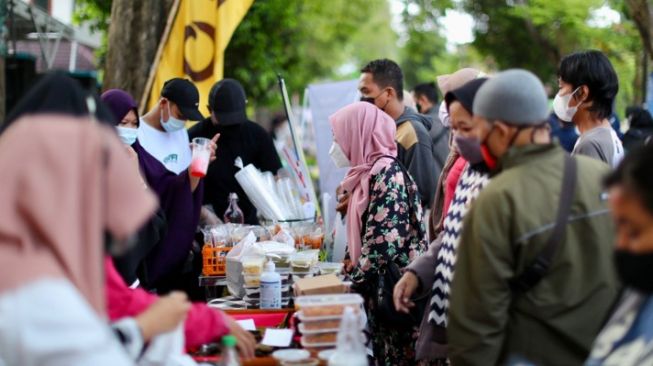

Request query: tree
[
  {"left": 224, "top": 0, "right": 397, "bottom": 106},
  {"left": 73, "top": 0, "right": 112, "bottom": 68},
  {"left": 102, "top": 0, "right": 174, "bottom": 100},
  {"left": 459, "top": 0, "right": 641, "bottom": 114},
  {"left": 75, "top": 0, "right": 397, "bottom": 107},
  {"left": 397, "top": 0, "right": 451, "bottom": 88},
  {"left": 624, "top": 0, "right": 653, "bottom": 59}
]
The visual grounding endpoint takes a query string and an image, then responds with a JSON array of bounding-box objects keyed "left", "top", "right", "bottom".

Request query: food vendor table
[
  {"left": 193, "top": 308, "right": 331, "bottom": 366},
  {"left": 199, "top": 275, "right": 228, "bottom": 301}
]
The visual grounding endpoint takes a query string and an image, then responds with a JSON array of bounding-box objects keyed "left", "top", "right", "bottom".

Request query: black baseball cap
[
  {"left": 208, "top": 78, "right": 247, "bottom": 126},
  {"left": 444, "top": 77, "right": 488, "bottom": 114},
  {"left": 161, "top": 78, "right": 204, "bottom": 121}
]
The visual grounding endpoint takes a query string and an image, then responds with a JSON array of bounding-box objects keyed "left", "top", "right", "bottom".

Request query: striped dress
[{"left": 428, "top": 163, "right": 490, "bottom": 325}]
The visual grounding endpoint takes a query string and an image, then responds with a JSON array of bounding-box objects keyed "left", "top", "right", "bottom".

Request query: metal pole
[
  {"left": 643, "top": 50, "right": 649, "bottom": 105},
  {"left": 69, "top": 40, "right": 78, "bottom": 71},
  {"left": 9, "top": 0, "right": 16, "bottom": 55}
]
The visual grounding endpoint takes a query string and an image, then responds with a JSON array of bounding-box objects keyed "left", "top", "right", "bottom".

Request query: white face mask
[
  {"left": 329, "top": 142, "right": 350, "bottom": 168},
  {"left": 553, "top": 87, "right": 580, "bottom": 122},
  {"left": 160, "top": 102, "right": 186, "bottom": 132},
  {"left": 116, "top": 126, "right": 138, "bottom": 145}
]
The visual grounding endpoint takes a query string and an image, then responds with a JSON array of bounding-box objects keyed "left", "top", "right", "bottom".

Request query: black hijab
[{"left": 3, "top": 72, "right": 115, "bottom": 132}]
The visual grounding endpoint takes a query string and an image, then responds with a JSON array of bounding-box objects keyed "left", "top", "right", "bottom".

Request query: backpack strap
[{"left": 509, "top": 154, "right": 577, "bottom": 293}]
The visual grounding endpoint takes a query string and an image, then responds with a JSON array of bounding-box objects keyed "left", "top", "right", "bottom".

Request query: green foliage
[
  {"left": 460, "top": 0, "right": 642, "bottom": 115},
  {"left": 224, "top": 0, "right": 398, "bottom": 106},
  {"left": 397, "top": 0, "right": 452, "bottom": 88},
  {"left": 72, "top": 0, "right": 646, "bottom": 113},
  {"left": 72, "top": 0, "right": 112, "bottom": 33},
  {"left": 72, "top": 0, "right": 111, "bottom": 70}
]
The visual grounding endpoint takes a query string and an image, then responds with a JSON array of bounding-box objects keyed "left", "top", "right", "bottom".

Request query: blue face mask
[
  {"left": 116, "top": 126, "right": 138, "bottom": 145},
  {"left": 160, "top": 103, "right": 186, "bottom": 132}
]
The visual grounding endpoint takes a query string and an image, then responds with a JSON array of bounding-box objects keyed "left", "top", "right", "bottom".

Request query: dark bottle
[{"left": 224, "top": 192, "right": 245, "bottom": 224}]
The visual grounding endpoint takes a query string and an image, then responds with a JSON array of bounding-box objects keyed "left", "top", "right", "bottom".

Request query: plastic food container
[
  {"left": 302, "top": 332, "right": 338, "bottom": 345},
  {"left": 295, "top": 294, "right": 364, "bottom": 317},
  {"left": 242, "top": 255, "right": 265, "bottom": 275},
  {"left": 300, "top": 335, "right": 337, "bottom": 349},
  {"left": 272, "top": 349, "right": 311, "bottom": 363},
  {"left": 243, "top": 275, "right": 261, "bottom": 287},
  {"left": 281, "top": 359, "right": 319, "bottom": 366},
  {"left": 297, "top": 310, "right": 366, "bottom": 332},
  {"left": 298, "top": 320, "right": 340, "bottom": 334},
  {"left": 268, "top": 253, "right": 291, "bottom": 269},
  {"left": 290, "top": 250, "right": 319, "bottom": 272},
  {"left": 317, "top": 262, "right": 343, "bottom": 276},
  {"left": 317, "top": 349, "right": 336, "bottom": 362}
]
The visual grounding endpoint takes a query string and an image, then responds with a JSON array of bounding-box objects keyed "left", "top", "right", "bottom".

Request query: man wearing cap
[
  {"left": 447, "top": 69, "right": 619, "bottom": 365},
  {"left": 139, "top": 78, "right": 205, "bottom": 174},
  {"left": 189, "top": 79, "right": 282, "bottom": 224}
]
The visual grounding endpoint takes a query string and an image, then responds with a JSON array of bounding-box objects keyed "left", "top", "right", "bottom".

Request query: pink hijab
[
  {"left": 0, "top": 116, "right": 157, "bottom": 315},
  {"left": 329, "top": 102, "right": 397, "bottom": 265}
]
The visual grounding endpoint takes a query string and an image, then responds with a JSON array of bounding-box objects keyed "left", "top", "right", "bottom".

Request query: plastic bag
[
  {"left": 272, "top": 228, "right": 295, "bottom": 247},
  {"left": 226, "top": 232, "right": 260, "bottom": 297},
  {"left": 328, "top": 307, "right": 368, "bottom": 366},
  {"left": 332, "top": 213, "right": 347, "bottom": 262}
]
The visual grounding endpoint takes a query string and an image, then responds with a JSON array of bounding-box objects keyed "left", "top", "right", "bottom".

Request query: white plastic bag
[
  {"left": 139, "top": 324, "right": 196, "bottom": 366},
  {"left": 332, "top": 213, "right": 347, "bottom": 262},
  {"left": 226, "top": 232, "right": 260, "bottom": 297},
  {"left": 272, "top": 228, "right": 295, "bottom": 247}
]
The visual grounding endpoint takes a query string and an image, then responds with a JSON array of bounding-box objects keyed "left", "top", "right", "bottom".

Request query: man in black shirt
[{"left": 189, "top": 79, "right": 282, "bottom": 224}]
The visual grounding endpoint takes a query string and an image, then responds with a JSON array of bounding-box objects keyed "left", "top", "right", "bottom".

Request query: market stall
[{"left": 191, "top": 217, "right": 368, "bottom": 365}]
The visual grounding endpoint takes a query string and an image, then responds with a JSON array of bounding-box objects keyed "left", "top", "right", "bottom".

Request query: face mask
[
  {"left": 481, "top": 123, "right": 529, "bottom": 171},
  {"left": 160, "top": 103, "right": 186, "bottom": 132},
  {"left": 480, "top": 144, "right": 498, "bottom": 171},
  {"left": 455, "top": 135, "right": 484, "bottom": 165},
  {"left": 614, "top": 250, "right": 653, "bottom": 293},
  {"left": 329, "top": 142, "right": 350, "bottom": 168},
  {"left": 438, "top": 101, "right": 451, "bottom": 128},
  {"left": 116, "top": 126, "right": 137, "bottom": 145},
  {"left": 552, "top": 87, "right": 580, "bottom": 122},
  {"left": 360, "top": 90, "right": 389, "bottom": 111},
  {"left": 480, "top": 124, "right": 498, "bottom": 170}
]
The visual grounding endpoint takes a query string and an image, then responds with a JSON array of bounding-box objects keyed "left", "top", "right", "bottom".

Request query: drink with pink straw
[{"left": 190, "top": 137, "right": 211, "bottom": 177}]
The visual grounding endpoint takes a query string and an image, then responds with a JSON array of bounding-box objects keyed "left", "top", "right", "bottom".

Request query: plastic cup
[{"left": 190, "top": 137, "right": 211, "bottom": 177}]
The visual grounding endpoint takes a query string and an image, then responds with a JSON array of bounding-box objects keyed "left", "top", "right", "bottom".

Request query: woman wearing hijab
[
  {"left": 0, "top": 73, "right": 159, "bottom": 365},
  {"left": 393, "top": 78, "right": 490, "bottom": 364},
  {"left": 428, "top": 68, "right": 483, "bottom": 240},
  {"left": 330, "top": 102, "right": 428, "bottom": 365},
  {"left": 102, "top": 89, "right": 217, "bottom": 295},
  {"left": 101, "top": 89, "right": 256, "bottom": 357}
]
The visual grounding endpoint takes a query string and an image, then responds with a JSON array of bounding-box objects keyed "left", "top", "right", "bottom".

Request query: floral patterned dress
[{"left": 347, "top": 161, "right": 428, "bottom": 366}]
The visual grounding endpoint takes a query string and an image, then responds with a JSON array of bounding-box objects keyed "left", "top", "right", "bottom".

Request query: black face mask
[
  {"left": 360, "top": 90, "right": 389, "bottom": 111},
  {"left": 614, "top": 249, "right": 653, "bottom": 293}
]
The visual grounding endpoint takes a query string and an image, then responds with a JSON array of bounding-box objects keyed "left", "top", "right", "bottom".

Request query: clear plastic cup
[{"left": 190, "top": 137, "right": 211, "bottom": 177}]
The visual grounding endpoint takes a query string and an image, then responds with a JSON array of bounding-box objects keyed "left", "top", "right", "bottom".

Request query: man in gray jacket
[{"left": 359, "top": 59, "right": 438, "bottom": 208}]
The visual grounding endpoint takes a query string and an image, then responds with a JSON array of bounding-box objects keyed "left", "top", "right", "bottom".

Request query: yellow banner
[{"left": 147, "top": 0, "right": 254, "bottom": 117}]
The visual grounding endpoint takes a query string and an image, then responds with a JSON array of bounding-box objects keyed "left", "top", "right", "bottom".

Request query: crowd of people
[
  {"left": 1, "top": 47, "right": 653, "bottom": 366},
  {"left": 336, "top": 51, "right": 653, "bottom": 366}
]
